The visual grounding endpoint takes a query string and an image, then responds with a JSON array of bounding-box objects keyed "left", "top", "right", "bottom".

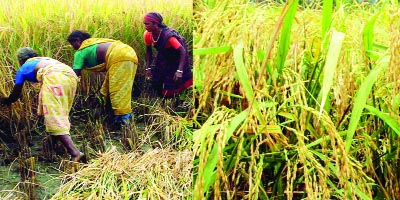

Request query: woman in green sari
[{"left": 67, "top": 30, "right": 138, "bottom": 125}]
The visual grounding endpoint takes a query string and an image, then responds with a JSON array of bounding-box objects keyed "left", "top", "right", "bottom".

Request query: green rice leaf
[
  {"left": 373, "top": 43, "right": 389, "bottom": 51},
  {"left": 345, "top": 55, "right": 390, "bottom": 152},
  {"left": 276, "top": 0, "right": 299, "bottom": 74},
  {"left": 203, "top": 109, "right": 248, "bottom": 193},
  {"left": 278, "top": 111, "right": 295, "bottom": 120},
  {"left": 226, "top": 110, "right": 248, "bottom": 143},
  {"left": 195, "top": 63, "right": 206, "bottom": 91},
  {"left": 362, "top": 11, "right": 380, "bottom": 56},
  {"left": 321, "top": 0, "right": 333, "bottom": 38},
  {"left": 203, "top": 145, "right": 217, "bottom": 193},
  {"left": 234, "top": 40, "right": 264, "bottom": 124},
  {"left": 318, "top": 31, "right": 345, "bottom": 119},
  {"left": 352, "top": 181, "right": 372, "bottom": 200},
  {"left": 307, "top": 131, "right": 347, "bottom": 148},
  {"left": 257, "top": 50, "right": 266, "bottom": 62},
  {"left": 392, "top": 93, "right": 400, "bottom": 111},
  {"left": 202, "top": 0, "right": 217, "bottom": 8},
  {"left": 365, "top": 105, "right": 400, "bottom": 137},
  {"left": 234, "top": 40, "right": 253, "bottom": 100},
  {"left": 193, "top": 46, "right": 232, "bottom": 55},
  {"left": 365, "top": 50, "right": 384, "bottom": 61},
  {"left": 121, "top": 175, "right": 128, "bottom": 200},
  {"left": 264, "top": 125, "right": 282, "bottom": 134},
  {"left": 382, "top": 151, "right": 398, "bottom": 161}
]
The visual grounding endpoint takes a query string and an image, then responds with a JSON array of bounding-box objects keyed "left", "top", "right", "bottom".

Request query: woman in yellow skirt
[{"left": 67, "top": 30, "right": 138, "bottom": 125}]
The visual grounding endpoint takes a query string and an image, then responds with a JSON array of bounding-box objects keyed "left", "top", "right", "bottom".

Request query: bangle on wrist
[{"left": 176, "top": 70, "right": 183, "bottom": 73}]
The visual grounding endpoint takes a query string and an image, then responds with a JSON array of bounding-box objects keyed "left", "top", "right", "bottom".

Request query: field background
[
  {"left": 0, "top": 0, "right": 193, "bottom": 199},
  {"left": 0, "top": 0, "right": 193, "bottom": 127},
  {"left": 1, "top": 0, "right": 400, "bottom": 199},
  {"left": 193, "top": 0, "right": 399, "bottom": 199}
]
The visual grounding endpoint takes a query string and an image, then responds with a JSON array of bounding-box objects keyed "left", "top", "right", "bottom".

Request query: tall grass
[
  {"left": 0, "top": 0, "right": 193, "bottom": 147},
  {"left": 0, "top": 0, "right": 193, "bottom": 198},
  {"left": 193, "top": 0, "right": 398, "bottom": 199},
  {"left": 0, "top": 0, "right": 193, "bottom": 127}
]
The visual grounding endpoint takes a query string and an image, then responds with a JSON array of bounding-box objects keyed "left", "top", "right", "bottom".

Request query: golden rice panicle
[
  {"left": 388, "top": 8, "right": 400, "bottom": 197},
  {"left": 388, "top": 8, "right": 400, "bottom": 109}
]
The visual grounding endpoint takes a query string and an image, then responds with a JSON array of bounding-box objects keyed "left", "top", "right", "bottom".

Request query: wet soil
[{"left": 0, "top": 134, "right": 63, "bottom": 199}]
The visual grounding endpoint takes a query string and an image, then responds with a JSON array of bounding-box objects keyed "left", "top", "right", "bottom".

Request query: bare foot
[{"left": 70, "top": 152, "right": 85, "bottom": 163}]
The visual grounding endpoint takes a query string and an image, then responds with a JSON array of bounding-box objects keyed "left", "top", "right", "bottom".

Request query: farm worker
[
  {"left": 143, "top": 12, "right": 193, "bottom": 97},
  {"left": 67, "top": 30, "right": 138, "bottom": 125},
  {"left": 0, "top": 47, "right": 84, "bottom": 162}
]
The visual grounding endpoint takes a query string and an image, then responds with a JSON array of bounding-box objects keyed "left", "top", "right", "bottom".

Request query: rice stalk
[
  {"left": 51, "top": 147, "right": 193, "bottom": 199},
  {"left": 194, "top": 0, "right": 393, "bottom": 199},
  {"left": 142, "top": 103, "right": 193, "bottom": 150}
]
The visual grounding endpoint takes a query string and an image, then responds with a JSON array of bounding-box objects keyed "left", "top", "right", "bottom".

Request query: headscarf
[
  {"left": 17, "top": 47, "right": 38, "bottom": 62},
  {"left": 144, "top": 12, "right": 167, "bottom": 28}
]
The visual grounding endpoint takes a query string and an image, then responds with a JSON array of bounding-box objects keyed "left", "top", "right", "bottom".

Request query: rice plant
[
  {"left": 193, "top": 0, "right": 399, "bottom": 199},
  {"left": 0, "top": 0, "right": 193, "bottom": 198}
]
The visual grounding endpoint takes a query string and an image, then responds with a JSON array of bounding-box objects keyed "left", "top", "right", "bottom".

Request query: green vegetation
[
  {"left": 2, "top": 0, "right": 400, "bottom": 199},
  {"left": 0, "top": 0, "right": 193, "bottom": 199},
  {"left": 193, "top": 0, "right": 399, "bottom": 199}
]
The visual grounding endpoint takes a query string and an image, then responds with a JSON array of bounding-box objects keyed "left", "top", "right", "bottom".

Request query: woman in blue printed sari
[{"left": 0, "top": 47, "right": 83, "bottom": 162}]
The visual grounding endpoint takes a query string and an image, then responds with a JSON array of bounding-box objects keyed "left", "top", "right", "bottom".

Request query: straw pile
[{"left": 51, "top": 147, "right": 193, "bottom": 199}]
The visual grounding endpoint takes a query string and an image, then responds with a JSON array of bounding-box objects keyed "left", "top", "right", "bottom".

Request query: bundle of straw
[{"left": 51, "top": 147, "right": 193, "bottom": 199}]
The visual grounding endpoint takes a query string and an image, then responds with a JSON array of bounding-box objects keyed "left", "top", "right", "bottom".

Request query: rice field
[
  {"left": 1, "top": 0, "right": 400, "bottom": 199},
  {"left": 0, "top": 0, "right": 193, "bottom": 199},
  {"left": 193, "top": 0, "right": 399, "bottom": 199}
]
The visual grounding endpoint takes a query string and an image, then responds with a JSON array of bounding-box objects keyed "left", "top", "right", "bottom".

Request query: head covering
[
  {"left": 144, "top": 12, "right": 167, "bottom": 28},
  {"left": 17, "top": 47, "right": 38, "bottom": 61}
]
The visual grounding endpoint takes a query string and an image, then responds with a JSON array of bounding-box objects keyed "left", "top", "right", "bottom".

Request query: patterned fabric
[
  {"left": 78, "top": 38, "right": 138, "bottom": 115},
  {"left": 103, "top": 60, "right": 137, "bottom": 115},
  {"left": 152, "top": 28, "right": 193, "bottom": 97},
  {"left": 36, "top": 63, "right": 78, "bottom": 135}
]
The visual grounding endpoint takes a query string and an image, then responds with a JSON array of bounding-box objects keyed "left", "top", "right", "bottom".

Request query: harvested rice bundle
[{"left": 51, "top": 147, "right": 193, "bottom": 199}]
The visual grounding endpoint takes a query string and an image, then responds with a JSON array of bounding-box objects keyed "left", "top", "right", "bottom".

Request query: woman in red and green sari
[
  {"left": 143, "top": 12, "right": 193, "bottom": 98},
  {"left": 67, "top": 30, "right": 138, "bottom": 125}
]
